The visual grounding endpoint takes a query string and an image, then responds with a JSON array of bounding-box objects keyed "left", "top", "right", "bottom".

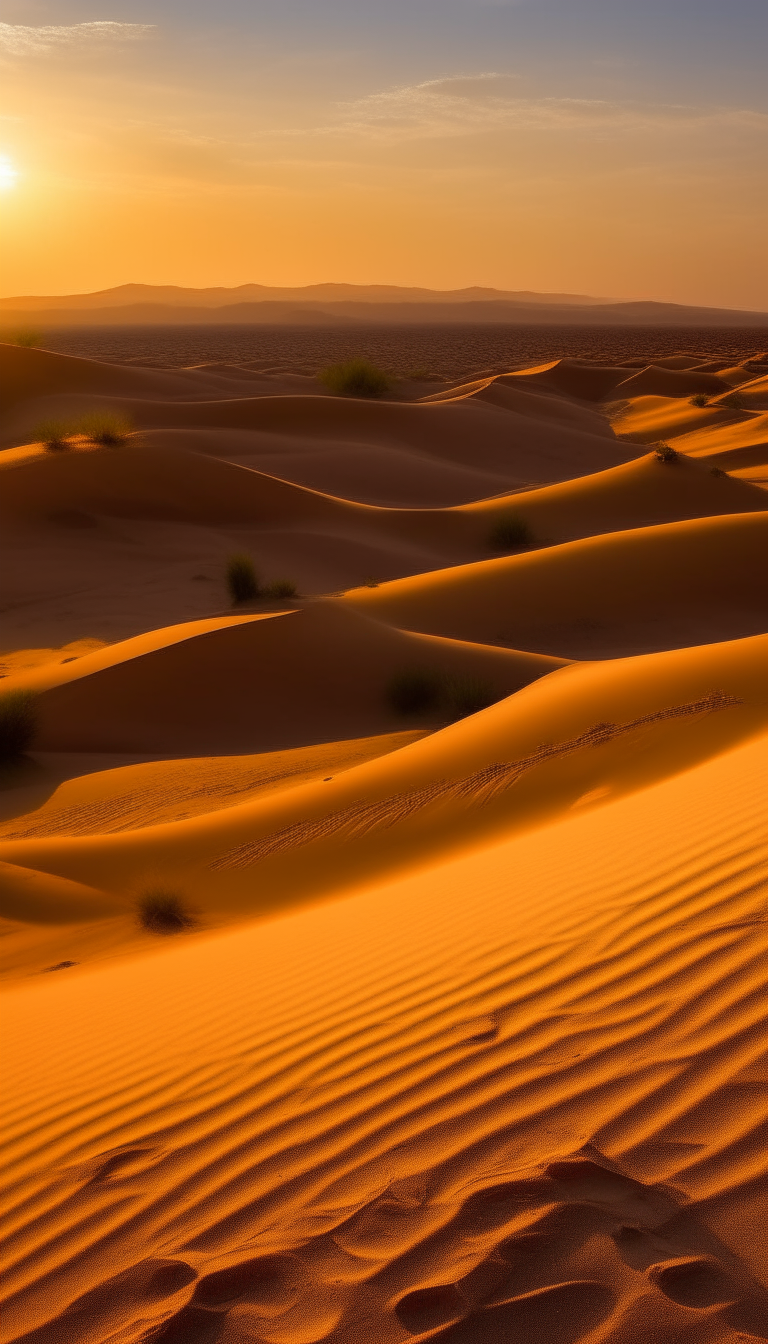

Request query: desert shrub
[
  {"left": 5, "top": 328, "right": 42, "bottom": 348},
  {"left": 262, "top": 580, "right": 298, "bottom": 599},
  {"left": 689, "top": 393, "right": 710, "bottom": 407},
  {"left": 0, "top": 690, "right": 37, "bottom": 759},
  {"left": 226, "top": 553, "right": 260, "bottom": 604},
  {"left": 487, "top": 513, "right": 533, "bottom": 551},
  {"left": 387, "top": 670, "right": 442, "bottom": 715},
  {"left": 137, "top": 889, "right": 196, "bottom": 935},
  {"left": 319, "top": 359, "right": 390, "bottom": 397},
  {"left": 720, "top": 391, "right": 746, "bottom": 411},
  {"left": 36, "top": 419, "right": 75, "bottom": 451},
  {"left": 654, "top": 441, "right": 678, "bottom": 463},
  {"left": 710, "top": 466, "right": 727, "bottom": 477},
  {"left": 444, "top": 677, "right": 494, "bottom": 720},
  {"left": 78, "top": 411, "right": 133, "bottom": 445}
]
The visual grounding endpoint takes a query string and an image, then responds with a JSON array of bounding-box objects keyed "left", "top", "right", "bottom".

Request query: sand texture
[{"left": 1, "top": 341, "right": 766, "bottom": 1344}]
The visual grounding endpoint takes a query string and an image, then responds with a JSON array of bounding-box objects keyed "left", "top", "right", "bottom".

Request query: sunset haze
[{"left": 1, "top": 0, "right": 767, "bottom": 305}]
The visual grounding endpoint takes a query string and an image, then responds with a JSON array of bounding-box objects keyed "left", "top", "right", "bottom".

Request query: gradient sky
[{"left": 1, "top": 0, "right": 766, "bottom": 304}]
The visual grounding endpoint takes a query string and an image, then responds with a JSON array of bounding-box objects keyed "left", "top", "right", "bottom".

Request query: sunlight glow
[{"left": 0, "top": 156, "right": 18, "bottom": 189}]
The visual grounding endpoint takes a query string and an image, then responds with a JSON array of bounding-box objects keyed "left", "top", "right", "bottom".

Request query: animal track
[
  {"left": 396, "top": 1283, "right": 467, "bottom": 1333},
  {"left": 648, "top": 1256, "right": 738, "bottom": 1308},
  {"left": 191, "top": 1254, "right": 303, "bottom": 1315}
]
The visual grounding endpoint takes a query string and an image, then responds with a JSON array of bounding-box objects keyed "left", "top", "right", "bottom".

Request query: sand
[{"left": 1, "top": 340, "right": 766, "bottom": 1344}]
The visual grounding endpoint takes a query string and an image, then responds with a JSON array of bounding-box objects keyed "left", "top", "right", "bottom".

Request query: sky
[{"left": 1, "top": 0, "right": 766, "bottom": 305}]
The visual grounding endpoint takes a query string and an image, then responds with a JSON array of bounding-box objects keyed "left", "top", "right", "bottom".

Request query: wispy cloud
[
  {"left": 0, "top": 21, "right": 155, "bottom": 56},
  {"left": 316, "top": 73, "right": 766, "bottom": 141}
]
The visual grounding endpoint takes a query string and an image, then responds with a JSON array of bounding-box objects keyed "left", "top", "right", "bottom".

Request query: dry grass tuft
[
  {"left": 319, "top": 359, "right": 390, "bottom": 397},
  {"left": 0, "top": 690, "right": 37, "bottom": 759},
  {"left": 137, "top": 889, "right": 196, "bottom": 935}
]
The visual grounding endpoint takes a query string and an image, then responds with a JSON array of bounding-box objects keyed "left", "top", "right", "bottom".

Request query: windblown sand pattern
[
  {"left": 1, "top": 338, "right": 766, "bottom": 1344},
  {"left": 210, "top": 691, "right": 742, "bottom": 870}
]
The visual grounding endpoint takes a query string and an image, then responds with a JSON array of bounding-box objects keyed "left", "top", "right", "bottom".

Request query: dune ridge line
[{"left": 210, "top": 690, "right": 741, "bottom": 870}]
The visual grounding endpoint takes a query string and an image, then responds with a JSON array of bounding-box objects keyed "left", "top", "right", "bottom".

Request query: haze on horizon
[{"left": 1, "top": 0, "right": 766, "bottom": 309}]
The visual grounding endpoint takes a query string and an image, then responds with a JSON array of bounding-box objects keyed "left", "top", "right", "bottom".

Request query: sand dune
[
  {"left": 1, "top": 604, "right": 564, "bottom": 754},
  {"left": 1, "top": 727, "right": 766, "bottom": 1342},
  {"left": 1, "top": 633, "right": 763, "bottom": 948},
  {"left": 2, "top": 434, "right": 763, "bottom": 650},
  {"left": 607, "top": 395, "right": 729, "bottom": 443},
  {"left": 711, "top": 372, "right": 768, "bottom": 411},
  {"left": 1, "top": 341, "right": 767, "bottom": 1344},
  {"left": 343, "top": 512, "right": 768, "bottom": 656},
  {"left": 611, "top": 365, "right": 730, "bottom": 400}
]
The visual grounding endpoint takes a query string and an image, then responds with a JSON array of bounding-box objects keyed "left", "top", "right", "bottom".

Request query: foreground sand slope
[
  {"left": 1, "top": 633, "right": 764, "bottom": 970},
  {"left": 343, "top": 512, "right": 768, "bottom": 656},
  {"left": 1, "top": 727, "right": 766, "bottom": 1343}
]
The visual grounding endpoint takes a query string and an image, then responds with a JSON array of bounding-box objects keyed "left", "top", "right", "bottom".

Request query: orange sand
[{"left": 1, "top": 341, "right": 766, "bottom": 1344}]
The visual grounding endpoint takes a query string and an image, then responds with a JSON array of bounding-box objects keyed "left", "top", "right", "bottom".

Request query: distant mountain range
[{"left": 2, "top": 283, "right": 766, "bottom": 327}]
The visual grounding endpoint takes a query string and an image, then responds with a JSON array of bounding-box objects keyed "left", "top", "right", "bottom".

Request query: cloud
[
  {"left": 0, "top": 21, "right": 155, "bottom": 56},
  {"left": 318, "top": 74, "right": 767, "bottom": 142}
]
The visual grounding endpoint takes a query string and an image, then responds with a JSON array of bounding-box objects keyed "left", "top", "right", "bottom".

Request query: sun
[{"left": 0, "top": 157, "right": 19, "bottom": 190}]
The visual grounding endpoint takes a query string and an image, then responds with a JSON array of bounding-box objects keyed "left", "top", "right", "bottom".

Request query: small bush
[
  {"left": 6, "top": 328, "right": 42, "bottom": 348},
  {"left": 262, "top": 580, "right": 298, "bottom": 599},
  {"left": 387, "top": 670, "right": 442, "bottom": 715},
  {"left": 0, "top": 690, "right": 37, "bottom": 759},
  {"left": 444, "top": 677, "right": 494, "bottom": 720},
  {"left": 689, "top": 393, "right": 710, "bottom": 407},
  {"left": 654, "top": 441, "right": 678, "bottom": 463},
  {"left": 36, "top": 419, "right": 75, "bottom": 451},
  {"left": 720, "top": 391, "right": 746, "bottom": 411},
  {"left": 710, "top": 466, "right": 727, "bottom": 477},
  {"left": 79, "top": 411, "right": 133, "bottom": 445},
  {"left": 226, "top": 553, "right": 259, "bottom": 604},
  {"left": 138, "top": 889, "right": 196, "bottom": 935},
  {"left": 319, "top": 359, "right": 390, "bottom": 398},
  {"left": 487, "top": 513, "right": 533, "bottom": 551}
]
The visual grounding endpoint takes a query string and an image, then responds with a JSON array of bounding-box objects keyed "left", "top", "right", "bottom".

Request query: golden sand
[{"left": 1, "top": 342, "right": 766, "bottom": 1343}]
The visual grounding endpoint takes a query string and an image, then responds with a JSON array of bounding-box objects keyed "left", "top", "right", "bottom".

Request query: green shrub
[
  {"left": 79, "top": 411, "right": 133, "bottom": 445},
  {"left": 487, "top": 513, "right": 533, "bottom": 551},
  {"left": 35, "top": 419, "right": 75, "bottom": 451},
  {"left": 387, "top": 670, "right": 496, "bottom": 720},
  {"left": 444, "top": 677, "right": 494, "bottom": 720},
  {"left": 319, "top": 359, "right": 390, "bottom": 397},
  {"left": 226, "top": 553, "right": 259, "bottom": 604},
  {"left": 262, "top": 580, "right": 298, "bottom": 599},
  {"left": 5, "top": 328, "right": 42, "bottom": 348},
  {"left": 387, "top": 670, "right": 442, "bottom": 715},
  {"left": 654, "top": 441, "right": 678, "bottom": 463},
  {"left": 689, "top": 393, "right": 710, "bottom": 407},
  {"left": 0, "top": 690, "right": 37, "bottom": 759},
  {"left": 137, "top": 889, "right": 196, "bottom": 935}
]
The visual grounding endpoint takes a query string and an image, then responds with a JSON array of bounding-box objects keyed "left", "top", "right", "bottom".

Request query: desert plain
[{"left": 1, "top": 337, "right": 767, "bottom": 1344}]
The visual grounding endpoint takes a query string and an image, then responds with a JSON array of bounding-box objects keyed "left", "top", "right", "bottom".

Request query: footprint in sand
[
  {"left": 395, "top": 1283, "right": 468, "bottom": 1332},
  {"left": 191, "top": 1253, "right": 304, "bottom": 1315},
  {"left": 648, "top": 1256, "right": 739, "bottom": 1308},
  {"left": 431, "top": 1280, "right": 615, "bottom": 1344},
  {"left": 152, "top": 1254, "right": 309, "bottom": 1343},
  {"left": 14, "top": 1260, "right": 197, "bottom": 1344}
]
